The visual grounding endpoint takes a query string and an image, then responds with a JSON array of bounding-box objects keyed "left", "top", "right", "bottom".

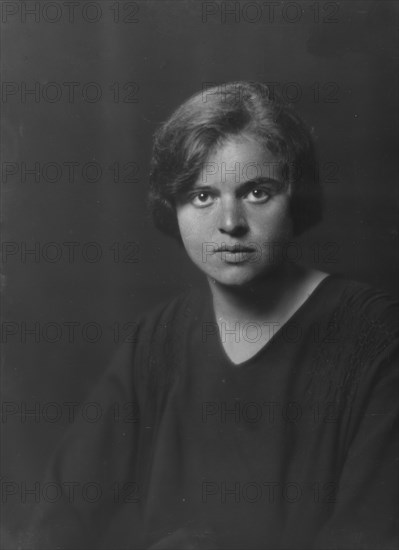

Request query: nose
[{"left": 217, "top": 198, "right": 248, "bottom": 237}]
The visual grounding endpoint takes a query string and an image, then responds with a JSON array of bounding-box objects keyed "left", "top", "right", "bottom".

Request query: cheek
[
  {"left": 255, "top": 199, "right": 294, "bottom": 240},
  {"left": 177, "top": 208, "right": 193, "bottom": 241},
  {"left": 176, "top": 208, "right": 204, "bottom": 256}
]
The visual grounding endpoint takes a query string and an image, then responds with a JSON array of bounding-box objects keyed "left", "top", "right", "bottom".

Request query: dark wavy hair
[{"left": 148, "top": 81, "right": 322, "bottom": 242}]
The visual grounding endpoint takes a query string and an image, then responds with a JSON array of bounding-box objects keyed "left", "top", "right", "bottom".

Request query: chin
[{"left": 206, "top": 265, "right": 276, "bottom": 288}]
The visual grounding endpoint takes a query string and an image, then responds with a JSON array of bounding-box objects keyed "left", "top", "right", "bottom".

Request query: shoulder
[
  {"left": 309, "top": 275, "right": 398, "bottom": 398},
  {"left": 316, "top": 274, "right": 398, "bottom": 341},
  {"left": 104, "top": 287, "right": 205, "bottom": 390},
  {"left": 298, "top": 276, "right": 398, "bottom": 424},
  {"left": 111, "top": 286, "right": 204, "bottom": 358},
  {"left": 131, "top": 286, "right": 204, "bottom": 340}
]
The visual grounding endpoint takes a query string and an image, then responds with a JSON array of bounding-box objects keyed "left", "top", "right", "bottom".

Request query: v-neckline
[{"left": 206, "top": 273, "right": 336, "bottom": 368}]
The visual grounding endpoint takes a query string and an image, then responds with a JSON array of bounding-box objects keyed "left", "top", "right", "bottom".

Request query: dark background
[{"left": 1, "top": 0, "right": 398, "bottom": 544}]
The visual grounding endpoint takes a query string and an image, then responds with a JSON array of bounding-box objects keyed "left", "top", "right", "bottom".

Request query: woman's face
[{"left": 176, "top": 133, "right": 294, "bottom": 287}]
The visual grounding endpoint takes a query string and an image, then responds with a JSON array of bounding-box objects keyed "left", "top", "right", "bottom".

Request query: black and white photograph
[{"left": 1, "top": 1, "right": 398, "bottom": 548}]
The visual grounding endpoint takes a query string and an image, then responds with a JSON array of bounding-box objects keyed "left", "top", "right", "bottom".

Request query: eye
[
  {"left": 190, "top": 191, "right": 215, "bottom": 208},
  {"left": 245, "top": 188, "right": 270, "bottom": 203}
]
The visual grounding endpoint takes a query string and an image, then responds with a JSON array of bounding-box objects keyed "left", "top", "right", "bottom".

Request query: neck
[{"left": 207, "top": 262, "right": 306, "bottom": 323}]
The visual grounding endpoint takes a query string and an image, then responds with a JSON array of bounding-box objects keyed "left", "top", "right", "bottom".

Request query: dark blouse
[{"left": 24, "top": 275, "right": 398, "bottom": 549}]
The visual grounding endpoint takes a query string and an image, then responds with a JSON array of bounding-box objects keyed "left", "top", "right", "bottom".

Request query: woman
[{"left": 25, "top": 81, "right": 398, "bottom": 549}]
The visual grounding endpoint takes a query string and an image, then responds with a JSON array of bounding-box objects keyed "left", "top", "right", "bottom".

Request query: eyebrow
[{"left": 192, "top": 177, "right": 286, "bottom": 194}]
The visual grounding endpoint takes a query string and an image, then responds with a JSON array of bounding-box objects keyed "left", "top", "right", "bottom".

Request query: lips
[{"left": 215, "top": 244, "right": 255, "bottom": 253}]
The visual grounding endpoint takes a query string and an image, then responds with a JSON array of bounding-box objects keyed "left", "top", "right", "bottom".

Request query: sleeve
[
  {"left": 20, "top": 340, "right": 143, "bottom": 550},
  {"left": 313, "top": 331, "right": 399, "bottom": 549}
]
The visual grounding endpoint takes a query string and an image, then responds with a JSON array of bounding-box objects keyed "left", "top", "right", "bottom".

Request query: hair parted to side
[{"left": 148, "top": 81, "right": 322, "bottom": 242}]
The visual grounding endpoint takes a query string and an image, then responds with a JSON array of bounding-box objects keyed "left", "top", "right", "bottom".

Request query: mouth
[
  {"left": 215, "top": 244, "right": 256, "bottom": 253},
  {"left": 214, "top": 244, "right": 256, "bottom": 264}
]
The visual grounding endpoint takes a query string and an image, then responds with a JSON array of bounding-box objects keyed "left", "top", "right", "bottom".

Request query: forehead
[{"left": 197, "top": 134, "right": 283, "bottom": 185}]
